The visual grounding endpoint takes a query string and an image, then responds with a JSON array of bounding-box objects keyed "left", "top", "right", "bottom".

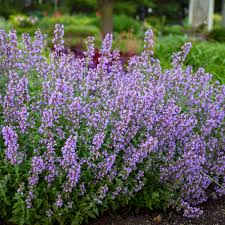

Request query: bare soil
[{"left": 88, "top": 197, "right": 225, "bottom": 225}]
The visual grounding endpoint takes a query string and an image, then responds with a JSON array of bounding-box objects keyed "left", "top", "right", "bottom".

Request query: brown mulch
[{"left": 88, "top": 197, "right": 225, "bottom": 225}]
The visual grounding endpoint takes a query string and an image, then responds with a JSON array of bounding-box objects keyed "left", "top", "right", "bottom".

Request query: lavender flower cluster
[{"left": 0, "top": 25, "right": 224, "bottom": 222}]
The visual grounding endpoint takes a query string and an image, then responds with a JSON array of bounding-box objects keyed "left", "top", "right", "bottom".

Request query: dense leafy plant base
[{"left": 0, "top": 25, "right": 224, "bottom": 225}]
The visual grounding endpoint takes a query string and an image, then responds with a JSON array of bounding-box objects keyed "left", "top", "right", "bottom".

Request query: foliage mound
[
  {"left": 208, "top": 27, "right": 225, "bottom": 43},
  {"left": 0, "top": 25, "right": 224, "bottom": 225},
  {"left": 155, "top": 35, "right": 225, "bottom": 83}
]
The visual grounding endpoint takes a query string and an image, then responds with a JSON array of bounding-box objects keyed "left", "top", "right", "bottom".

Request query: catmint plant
[{"left": 0, "top": 25, "right": 224, "bottom": 225}]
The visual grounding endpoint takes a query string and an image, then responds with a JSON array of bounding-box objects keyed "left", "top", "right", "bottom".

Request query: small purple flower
[
  {"left": 28, "top": 156, "right": 45, "bottom": 188},
  {"left": 61, "top": 135, "right": 77, "bottom": 169},
  {"left": 2, "top": 126, "right": 23, "bottom": 165},
  {"left": 55, "top": 194, "right": 63, "bottom": 208},
  {"left": 52, "top": 24, "right": 64, "bottom": 53}
]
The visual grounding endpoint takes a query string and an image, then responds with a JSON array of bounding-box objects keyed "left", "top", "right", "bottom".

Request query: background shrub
[
  {"left": 208, "top": 28, "right": 225, "bottom": 43},
  {"left": 113, "top": 14, "right": 142, "bottom": 34},
  {"left": 155, "top": 35, "right": 225, "bottom": 83}
]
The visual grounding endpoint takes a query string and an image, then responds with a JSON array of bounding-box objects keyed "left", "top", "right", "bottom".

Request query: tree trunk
[
  {"left": 100, "top": 0, "right": 113, "bottom": 38},
  {"left": 188, "top": 0, "right": 214, "bottom": 31},
  {"left": 54, "top": 0, "right": 59, "bottom": 11},
  {"left": 222, "top": 0, "right": 225, "bottom": 27}
]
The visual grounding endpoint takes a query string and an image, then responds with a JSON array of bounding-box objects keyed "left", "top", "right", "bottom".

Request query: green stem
[{"left": 200, "top": 171, "right": 225, "bottom": 190}]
